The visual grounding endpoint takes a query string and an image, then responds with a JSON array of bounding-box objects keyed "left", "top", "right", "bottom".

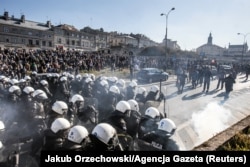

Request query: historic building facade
[
  {"left": 0, "top": 11, "right": 54, "bottom": 50},
  {"left": 196, "top": 33, "right": 225, "bottom": 58},
  {"left": 0, "top": 11, "right": 158, "bottom": 52}
]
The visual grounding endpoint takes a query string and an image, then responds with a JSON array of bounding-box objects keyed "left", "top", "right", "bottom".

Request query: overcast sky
[{"left": 1, "top": 0, "right": 250, "bottom": 51}]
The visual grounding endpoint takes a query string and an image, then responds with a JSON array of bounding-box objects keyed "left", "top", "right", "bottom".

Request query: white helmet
[
  {"left": 46, "top": 73, "right": 53, "bottom": 78},
  {"left": 0, "top": 75, "right": 5, "bottom": 81},
  {"left": 9, "top": 85, "right": 21, "bottom": 93},
  {"left": 4, "top": 77, "right": 10, "bottom": 83},
  {"left": 31, "top": 71, "right": 37, "bottom": 75},
  {"left": 117, "top": 79, "right": 125, "bottom": 88},
  {"left": 32, "top": 89, "right": 48, "bottom": 100},
  {"left": 145, "top": 107, "right": 160, "bottom": 119},
  {"left": 158, "top": 118, "right": 176, "bottom": 135},
  {"left": 109, "top": 85, "right": 120, "bottom": 94},
  {"left": 23, "top": 86, "right": 35, "bottom": 94},
  {"left": 70, "top": 94, "right": 84, "bottom": 104},
  {"left": 32, "top": 89, "right": 45, "bottom": 97},
  {"left": 107, "top": 77, "right": 117, "bottom": 83},
  {"left": 89, "top": 73, "right": 95, "bottom": 81},
  {"left": 19, "top": 79, "right": 26, "bottom": 83},
  {"left": 91, "top": 123, "right": 117, "bottom": 145},
  {"left": 82, "top": 73, "right": 89, "bottom": 78},
  {"left": 68, "top": 74, "right": 74, "bottom": 80},
  {"left": 150, "top": 85, "right": 159, "bottom": 93},
  {"left": 24, "top": 76, "right": 31, "bottom": 81},
  {"left": 10, "top": 79, "right": 19, "bottom": 85},
  {"left": 62, "top": 72, "right": 68, "bottom": 77},
  {"left": 100, "top": 80, "right": 109, "bottom": 87},
  {"left": 53, "top": 73, "right": 60, "bottom": 78},
  {"left": 0, "top": 121, "right": 5, "bottom": 131},
  {"left": 40, "top": 80, "right": 48, "bottom": 86},
  {"left": 52, "top": 101, "right": 68, "bottom": 115},
  {"left": 129, "top": 81, "right": 137, "bottom": 88},
  {"left": 67, "top": 125, "right": 89, "bottom": 144},
  {"left": 76, "top": 74, "right": 82, "bottom": 80},
  {"left": 85, "top": 77, "right": 93, "bottom": 84},
  {"left": 60, "top": 76, "right": 67, "bottom": 82},
  {"left": 100, "top": 76, "right": 107, "bottom": 81},
  {"left": 113, "top": 77, "right": 118, "bottom": 83},
  {"left": 137, "top": 87, "right": 146, "bottom": 95},
  {"left": 127, "top": 99, "right": 139, "bottom": 112},
  {"left": 115, "top": 100, "right": 131, "bottom": 113},
  {"left": 51, "top": 118, "right": 71, "bottom": 133}
]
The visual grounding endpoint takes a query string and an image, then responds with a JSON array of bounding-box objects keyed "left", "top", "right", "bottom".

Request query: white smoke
[{"left": 191, "top": 101, "right": 233, "bottom": 143}]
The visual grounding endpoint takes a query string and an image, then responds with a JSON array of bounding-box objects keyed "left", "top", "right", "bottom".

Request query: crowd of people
[
  {"left": 0, "top": 48, "right": 180, "bottom": 166},
  {"left": 0, "top": 48, "right": 132, "bottom": 78},
  {"left": 175, "top": 59, "right": 250, "bottom": 99}
]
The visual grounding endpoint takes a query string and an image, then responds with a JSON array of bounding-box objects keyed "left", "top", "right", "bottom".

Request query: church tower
[{"left": 207, "top": 32, "right": 212, "bottom": 45}]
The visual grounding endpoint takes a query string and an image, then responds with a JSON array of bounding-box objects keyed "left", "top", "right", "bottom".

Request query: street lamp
[
  {"left": 161, "top": 7, "right": 175, "bottom": 71},
  {"left": 237, "top": 32, "right": 250, "bottom": 62}
]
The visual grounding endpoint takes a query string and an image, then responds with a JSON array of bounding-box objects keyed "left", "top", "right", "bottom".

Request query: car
[{"left": 136, "top": 68, "right": 169, "bottom": 83}]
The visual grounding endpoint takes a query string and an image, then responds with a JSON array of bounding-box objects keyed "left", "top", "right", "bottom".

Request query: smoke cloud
[{"left": 191, "top": 101, "right": 233, "bottom": 143}]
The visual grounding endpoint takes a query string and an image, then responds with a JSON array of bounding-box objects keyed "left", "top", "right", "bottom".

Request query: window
[
  {"left": 28, "top": 32, "right": 32, "bottom": 35},
  {"left": 3, "top": 27, "right": 9, "bottom": 32},
  {"left": 77, "top": 41, "right": 80, "bottom": 46},
  {"left": 11, "top": 38, "right": 17, "bottom": 43},
  {"left": 12, "top": 28, "right": 18, "bottom": 33},
  {"left": 42, "top": 41, "right": 46, "bottom": 46},
  {"left": 21, "top": 39, "right": 25, "bottom": 43},
  {"left": 58, "top": 38, "right": 62, "bottom": 44},
  {"left": 36, "top": 40, "right": 39, "bottom": 46},
  {"left": 29, "top": 40, "right": 33, "bottom": 45},
  {"left": 49, "top": 41, "right": 52, "bottom": 47}
]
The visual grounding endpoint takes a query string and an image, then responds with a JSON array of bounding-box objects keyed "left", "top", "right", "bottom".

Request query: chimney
[
  {"left": 4, "top": 11, "right": 9, "bottom": 20},
  {"left": 47, "top": 21, "right": 51, "bottom": 28},
  {"left": 21, "top": 14, "right": 25, "bottom": 23}
]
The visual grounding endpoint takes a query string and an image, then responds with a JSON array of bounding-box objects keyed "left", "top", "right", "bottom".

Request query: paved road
[{"left": 137, "top": 74, "right": 250, "bottom": 150}]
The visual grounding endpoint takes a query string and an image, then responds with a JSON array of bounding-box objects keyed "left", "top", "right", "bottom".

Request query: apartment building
[{"left": 0, "top": 11, "right": 54, "bottom": 50}]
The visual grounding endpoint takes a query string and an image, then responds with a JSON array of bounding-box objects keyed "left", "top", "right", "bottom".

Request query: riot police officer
[
  {"left": 46, "top": 101, "right": 68, "bottom": 128},
  {"left": 103, "top": 100, "right": 133, "bottom": 151},
  {"left": 140, "top": 118, "right": 179, "bottom": 151},
  {"left": 87, "top": 123, "right": 123, "bottom": 151},
  {"left": 42, "top": 118, "right": 71, "bottom": 151},
  {"left": 137, "top": 107, "right": 161, "bottom": 139},
  {"left": 62, "top": 125, "right": 91, "bottom": 151}
]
